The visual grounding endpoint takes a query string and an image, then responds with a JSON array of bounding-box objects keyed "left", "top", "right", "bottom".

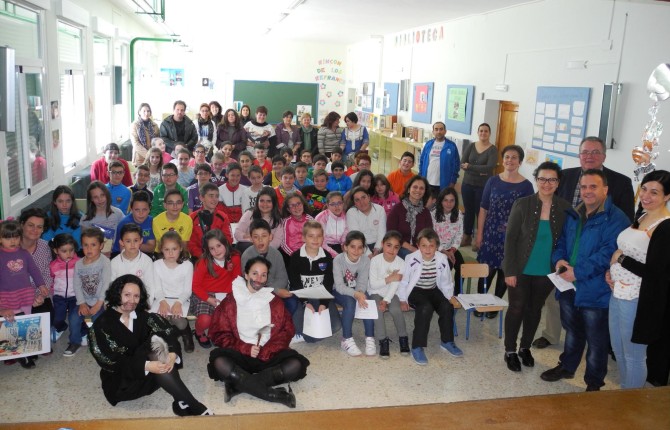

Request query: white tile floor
[{"left": 1, "top": 308, "right": 621, "bottom": 424}]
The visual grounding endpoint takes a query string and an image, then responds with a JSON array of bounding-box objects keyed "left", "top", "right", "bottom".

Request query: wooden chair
[{"left": 457, "top": 263, "right": 505, "bottom": 340}]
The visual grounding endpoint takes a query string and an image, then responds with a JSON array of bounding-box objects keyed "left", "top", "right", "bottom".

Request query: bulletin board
[
  {"left": 412, "top": 82, "right": 434, "bottom": 124},
  {"left": 382, "top": 83, "right": 399, "bottom": 115},
  {"left": 532, "top": 86, "right": 590, "bottom": 157}
]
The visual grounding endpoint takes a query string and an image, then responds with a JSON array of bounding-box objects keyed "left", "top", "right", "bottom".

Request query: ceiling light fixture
[{"left": 287, "top": 0, "right": 307, "bottom": 10}]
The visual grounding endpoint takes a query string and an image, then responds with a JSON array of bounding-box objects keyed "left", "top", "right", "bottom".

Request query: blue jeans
[
  {"left": 71, "top": 303, "right": 104, "bottom": 345},
  {"left": 461, "top": 183, "right": 484, "bottom": 236},
  {"left": 283, "top": 295, "right": 300, "bottom": 316},
  {"left": 292, "top": 299, "right": 342, "bottom": 342},
  {"left": 53, "top": 295, "right": 81, "bottom": 344},
  {"left": 332, "top": 289, "right": 374, "bottom": 339},
  {"left": 558, "top": 289, "right": 610, "bottom": 388},
  {"left": 609, "top": 296, "right": 647, "bottom": 389}
]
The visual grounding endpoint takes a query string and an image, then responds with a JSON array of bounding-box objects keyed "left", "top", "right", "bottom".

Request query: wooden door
[{"left": 494, "top": 101, "right": 519, "bottom": 174}]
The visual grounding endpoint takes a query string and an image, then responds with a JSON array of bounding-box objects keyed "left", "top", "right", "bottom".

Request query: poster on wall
[
  {"left": 234, "top": 101, "right": 244, "bottom": 112},
  {"left": 445, "top": 85, "right": 475, "bottom": 134},
  {"left": 160, "top": 68, "right": 184, "bottom": 87},
  {"left": 382, "top": 83, "right": 399, "bottom": 115},
  {"left": 412, "top": 82, "right": 434, "bottom": 124},
  {"left": 532, "top": 86, "right": 590, "bottom": 157},
  {"left": 297, "top": 105, "right": 312, "bottom": 121},
  {"left": 361, "top": 82, "right": 375, "bottom": 113},
  {"left": 0, "top": 313, "right": 51, "bottom": 361}
]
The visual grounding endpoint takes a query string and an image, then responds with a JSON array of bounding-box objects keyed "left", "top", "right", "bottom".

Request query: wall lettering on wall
[{"left": 394, "top": 26, "right": 444, "bottom": 47}]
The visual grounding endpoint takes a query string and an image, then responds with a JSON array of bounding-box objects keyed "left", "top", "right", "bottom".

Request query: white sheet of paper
[
  {"left": 354, "top": 300, "right": 379, "bottom": 319},
  {"left": 455, "top": 294, "right": 509, "bottom": 310},
  {"left": 215, "top": 293, "right": 227, "bottom": 302},
  {"left": 533, "top": 125, "right": 544, "bottom": 139},
  {"left": 572, "top": 116, "right": 584, "bottom": 127},
  {"left": 547, "top": 272, "right": 576, "bottom": 292},
  {"left": 545, "top": 104, "right": 557, "bottom": 118},
  {"left": 536, "top": 102, "right": 546, "bottom": 113},
  {"left": 558, "top": 104, "right": 571, "bottom": 119},
  {"left": 556, "top": 133, "right": 569, "bottom": 143},
  {"left": 534, "top": 114, "right": 544, "bottom": 125},
  {"left": 303, "top": 308, "right": 333, "bottom": 339},
  {"left": 545, "top": 118, "right": 557, "bottom": 133},
  {"left": 573, "top": 101, "right": 586, "bottom": 116},
  {"left": 291, "top": 286, "right": 334, "bottom": 300}
]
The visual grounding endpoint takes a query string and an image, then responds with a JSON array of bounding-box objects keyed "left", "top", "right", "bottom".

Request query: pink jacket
[
  {"left": 280, "top": 214, "right": 314, "bottom": 255},
  {"left": 315, "top": 210, "right": 347, "bottom": 257},
  {"left": 50, "top": 255, "right": 81, "bottom": 298}
]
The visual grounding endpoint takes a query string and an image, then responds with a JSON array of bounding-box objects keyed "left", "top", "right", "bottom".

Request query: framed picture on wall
[
  {"left": 445, "top": 85, "right": 475, "bottom": 134},
  {"left": 382, "top": 82, "right": 399, "bottom": 115},
  {"left": 362, "top": 82, "right": 375, "bottom": 113},
  {"left": 411, "top": 82, "right": 434, "bottom": 123}
]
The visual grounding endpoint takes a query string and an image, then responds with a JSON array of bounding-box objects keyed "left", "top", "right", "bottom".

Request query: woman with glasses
[
  {"left": 500, "top": 161, "right": 570, "bottom": 372},
  {"left": 476, "top": 145, "right": 534, "bottom": 316}
]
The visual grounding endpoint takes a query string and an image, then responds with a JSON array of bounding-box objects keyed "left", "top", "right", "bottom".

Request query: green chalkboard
[{"left": 233, "top": 80, "right": 319, "bottom": 124}]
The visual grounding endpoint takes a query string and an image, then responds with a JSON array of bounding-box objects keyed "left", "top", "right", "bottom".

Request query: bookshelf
[{"left": 370, "top": 130, "right": 424, "bottom": 176}]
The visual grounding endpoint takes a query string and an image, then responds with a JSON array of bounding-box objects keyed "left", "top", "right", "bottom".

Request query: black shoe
[
  {"left": 504, "top": 352, "right": 521, "bottom": 372},
  {"left": 379, "top": 338, "right": 390, "bottom": 359},
  {"left": 18, "top": 357, "right": 36, "bottom": 369},
  {"left": 207, "top": 362, "right": 220, "bottom": 381},
  {"left": 485, "top": 311, "right": 498, "bottom": 319},
  {"left": 532, "top": 337, "right": 552, "bottom": 349},
  {"left": 267, "top": 386, "right": 296, "bottom": 408},
  {"left": 473, "top": 311, "right": 484, "bottom": 318},
  {"left": 586, "top": 385, "right": 601, "bottom": 392},
  {"left": 197, "top": 334, "right": 212, "bottom": 349},
  {"left": 398, "top": 336, "right": 410, "bottom": 355},
  {"left": 172, "top": 400, "right": 191, "bottom": 417},
  {"left": 518, "top": 348, "right": 535, "bottom": 367},
  {"left": 223, "top": 381, "right": 239, "bottom": 403},
  {"left": 540, "top": 364, "right": 575, "bottom": 382},
  {"left": 181, "top": 325, "right": 194, "bottom": 353}
]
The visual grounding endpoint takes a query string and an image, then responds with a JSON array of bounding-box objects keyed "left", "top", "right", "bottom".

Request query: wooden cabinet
[{"left": 370, "top": 130, "right": 423, "bottom": 176}]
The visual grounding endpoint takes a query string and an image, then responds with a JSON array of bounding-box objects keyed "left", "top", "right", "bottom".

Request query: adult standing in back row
[
  {"left": 460, "top": 123, "right": 497, "bottom": 249},
  {"left": 318, "top": 112, "right": 342, "bottom": 159},
  {"left": 160, "top": 100, "right": 198, "bottom": 154},
  {"left": 418, "top": 122, "right": 460, "bottom": 197},
  {"left": 532, "top": 136, "right": 635, "bottom": 350}
]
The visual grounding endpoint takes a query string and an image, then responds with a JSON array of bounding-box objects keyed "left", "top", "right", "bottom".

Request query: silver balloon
[{"left": 647, "top": 63, "right": 670, "bottom": 102}]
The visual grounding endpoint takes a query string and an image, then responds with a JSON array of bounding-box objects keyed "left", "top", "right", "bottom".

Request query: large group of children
[{"left": 0, "top": 103, "right": 468, "bottom": 374}]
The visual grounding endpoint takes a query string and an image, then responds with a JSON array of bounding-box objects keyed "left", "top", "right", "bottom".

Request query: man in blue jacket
[
  {"left": 540, "top": 169, "right": 629, "bottom": 391},
  {"left": 418, "top": 122, "right": 460, "bottom": 196}
]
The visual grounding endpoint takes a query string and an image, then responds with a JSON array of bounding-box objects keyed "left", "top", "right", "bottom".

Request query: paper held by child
[
  {"left": 291, "top": 286, "right": 334, "bottom": 300},
  {"left": 303, "top": 309, "right": 332, "bottom": 339},
  {"left": 354, "top": 300, "right": 379, "bottom": 319}
]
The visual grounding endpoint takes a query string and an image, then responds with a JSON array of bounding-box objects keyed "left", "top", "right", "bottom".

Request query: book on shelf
[{"left": 393, "top": 122, "right": 404, "bottom": 137}]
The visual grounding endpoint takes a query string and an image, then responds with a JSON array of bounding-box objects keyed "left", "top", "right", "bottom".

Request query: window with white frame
[
  {"left": 58, "top": 20, "right": 87, "bottom": 169},
  {"left": 0, "top": 1, "right": 48, "bottom": 209}
]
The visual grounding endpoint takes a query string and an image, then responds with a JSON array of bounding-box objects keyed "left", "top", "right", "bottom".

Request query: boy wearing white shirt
[{"left": 111, "top": 223, "right": 155, "bottom": 302}]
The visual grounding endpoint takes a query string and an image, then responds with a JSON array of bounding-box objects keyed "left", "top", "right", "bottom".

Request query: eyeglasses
[
  {"left": 328, "top": 201, "right": 344, "bottom": 207},
  {"left": 579, "top": 150, "right": 603, "bottom": 157},
  {"left": 109, "top": 170, "right": 125, "bottom": 175},
  {"left": 162, "top": 173, "right": 177, "bottom": 177},
  {"left": 289, "top": 202, "right": 302, "bottom": 209},
  {"left": 536, "top": 177, "right": 559, "bottom": 184},
  {"left": 195, "top": 150, "right": 205, "bottom": 154},
  {"left": 165, "top": 201, "right": 183, "bottom": 206}
]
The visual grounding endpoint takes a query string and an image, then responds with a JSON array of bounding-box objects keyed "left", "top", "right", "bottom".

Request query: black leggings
[
  {"left": 148, "top": 352, "right": 204, "bottom": 414},
  {"left": 212, "top": 356, "right": 303, "bottom": 401},
  {"left": 478, "top": 267, "right": 507, "bottom": 298}
]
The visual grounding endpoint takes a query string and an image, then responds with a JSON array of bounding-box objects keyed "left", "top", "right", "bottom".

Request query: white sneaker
[
  {"left": 290, "top": 334, "right": 305, "bottom": 345},
  {"left": 365, "top": 337, "right": 376, "bottom": 356},
  {"left": 80, "top": 336, "right": 88, "bottom": 346},
  {"left": 341, "top": 337, "right": 362, "bottom": 357}
]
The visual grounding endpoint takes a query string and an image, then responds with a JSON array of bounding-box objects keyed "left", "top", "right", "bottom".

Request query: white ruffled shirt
[{"left": 232, "top": 277, "right": 274, "bottom": 346}]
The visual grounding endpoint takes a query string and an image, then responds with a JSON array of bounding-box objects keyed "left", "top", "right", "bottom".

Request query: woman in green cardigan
[{"left": 501, "top": 161, "right": 571, "bottom": 372}]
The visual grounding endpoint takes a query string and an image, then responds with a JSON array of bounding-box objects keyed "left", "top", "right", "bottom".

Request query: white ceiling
[{"left": 116, "top": 0, "right": 533, "bottom": 50}]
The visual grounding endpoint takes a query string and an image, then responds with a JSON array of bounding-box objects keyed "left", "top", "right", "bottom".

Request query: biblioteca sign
[{"left": 394, "top": 26, "right": 444, "bottom": 46}]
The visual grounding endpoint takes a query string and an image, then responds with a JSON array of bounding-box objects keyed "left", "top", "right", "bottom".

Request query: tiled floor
[{"left": 1, "top": 306, "right": 621, "bottom": 423}]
